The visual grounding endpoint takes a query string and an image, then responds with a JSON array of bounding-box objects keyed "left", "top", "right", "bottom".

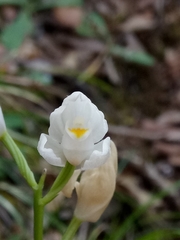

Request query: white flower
[
  {"left": 37, "top": 92, "right": 110, "bottom": 170},
  {"left": 0, "top": 107, "right": 6, "bottom": 137}
]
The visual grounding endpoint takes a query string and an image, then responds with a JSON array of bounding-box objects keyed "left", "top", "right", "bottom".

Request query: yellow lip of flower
[{"left": 69, "top": 128, "right": 88, "bottom": 138}]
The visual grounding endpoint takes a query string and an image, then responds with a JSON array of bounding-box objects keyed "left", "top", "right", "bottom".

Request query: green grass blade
[
  {"left": 0, "top": 195, "right": 23, "bottom": 227},
  {"left": 135, "top": 229, "right": 180, "bottom": 240}
]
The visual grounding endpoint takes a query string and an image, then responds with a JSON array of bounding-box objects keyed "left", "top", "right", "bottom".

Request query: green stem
[
  {"left": 33, "top": 170, "right": 46, "bottom": 240},
  {"left": 1, "top": 131, "right": 37, "bottom": 190},
  {"left": 34, "top": 189, "right": 44, "bottom": 240},
  {"left": 40, "top": 161, "right": 75, "bottom": 206},
  {"left": 62, "top": 216, "right": 82, "bottom": 240}
]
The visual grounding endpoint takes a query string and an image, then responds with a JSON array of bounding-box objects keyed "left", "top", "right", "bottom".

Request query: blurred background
[{"left": 1, "top": 0, "right": 180, "bottom": 239}]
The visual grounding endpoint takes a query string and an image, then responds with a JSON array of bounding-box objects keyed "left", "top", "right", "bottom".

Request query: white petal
[
  {"left": 90, "top": 105, "right": 108, "bottom": 143},
  {"left": 82, "top": 137, "right": 111, "bottom": 170},
  {"left": 63, "top": 93, "right": 108, "bottom": 143},
  {"left": 63, "top": 148, "right": 93, "bottom": 166},
  {"left": 37, "top": 134, "right": 66, "bottom": 167},
  {"left": 62, "top": 99, "right": 91, "bottom": 129},
  {"left": 48, "top": 106, "right": 65, "bottom": 142},
  {"left": 0, "top": 107, "right": 6, "bottom": 137},
  {"left": 62, "top": 92, "right": 91, "bottom": 106},
  {"left": 62, "top": 132, "right": 94, "bottom": 166}
]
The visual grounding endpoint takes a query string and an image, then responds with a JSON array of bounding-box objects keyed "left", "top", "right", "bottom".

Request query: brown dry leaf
[
  {"left": 169, "top": 155, "right": 180, "bottom": 166},
  {"left": 44, "top": 231, "right": 61, "bottom": 240},
  {"left": 0, "top": 61, "right": 18, "bottom": 75},
  {"left": 165, "top": 48, "right": 180, "bottom": 82},
  {"left": 53, "top": 7, "right": 84, "bottom": 28},
  {"left": 53, "top": 34, "right": 105, "bottom": 52},
  {"left": 174, "top": 92, "right": 180, "bottom": 107},
  {"left": 164, "top": 128, "right": 180, "bottom": 142},
  {"left": 153, "top": 142, "right": 180, "bottom": 156},
  {"left": 125, "top": 32, "right": 145, "bottom": 51},
  {"left": 61, "top": 51, "right": 80, "bottom": 70},
  {"left": 0, "top": 5, "right": 18, "bottom": 22},
  {"left": 153, "top": 141, "right": 180, "bottom": 166},
  {"left": 104, "top": 57, "right": 122, "bottom": 85},
  {"left": 138, "top": 0, "right": 160, "bottom": 10},
  {"left": 141, "top": 119, "right": 164, "bottom": 131},
  {"left": 94, "top": 0, "right": 131, "bottom": 18},
  {"left": 109, "top": 124, "right": 165, "bottom": 141},
  {"left": 156, "top": 110, "right": 180, "bottom": 126},
  {"left": 18, "top": 39, "right": 42, "bottom": 60},
  {"left": 165, "top": 7, "right": 180, "bottom": 25},
  {"left": 119, "top": 12, "right": 156, "bottom": 32}
]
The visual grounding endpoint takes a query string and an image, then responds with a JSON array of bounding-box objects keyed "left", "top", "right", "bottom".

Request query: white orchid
[
  {"left": 0, "top": 107, "right": 6, "bottom": 137},
  {"left": 37, "top": 92, "right": 110, "bottom": 170}
]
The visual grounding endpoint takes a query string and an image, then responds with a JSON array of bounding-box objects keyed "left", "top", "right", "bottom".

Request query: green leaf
[
  {"left": 135, "top": 229, "right": 180, "bottom": 240},
  {"left": 0, "top": 0, "right": 27, "bottom": 6},
  {"left": 77, "top": 12, "right": 109, "bottom": 38},
  {"left": 38, "top": 0, "right": 83, "bottom": 10},
  {"left": 110, "top": 45, "right": 155, "bottom": 66},
  {"left": 1, "top": 11, "right": 34, "bottom": 50}
]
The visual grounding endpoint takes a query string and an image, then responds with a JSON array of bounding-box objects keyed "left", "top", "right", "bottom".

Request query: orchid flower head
[{"left": 37, "top": 91, "right": 111, "bottom": 170}]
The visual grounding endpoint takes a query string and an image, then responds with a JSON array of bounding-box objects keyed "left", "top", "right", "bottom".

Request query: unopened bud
[{"left": 74, "top": 141, "right": 118, "bottom": 222}]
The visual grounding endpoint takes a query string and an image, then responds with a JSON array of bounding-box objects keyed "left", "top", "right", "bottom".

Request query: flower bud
[
  {"left": 0, "top": 107, "right": 6, "bottom": 138},
  {"left": 74, "top": 141, "right": 118, "bottom": 222}
]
